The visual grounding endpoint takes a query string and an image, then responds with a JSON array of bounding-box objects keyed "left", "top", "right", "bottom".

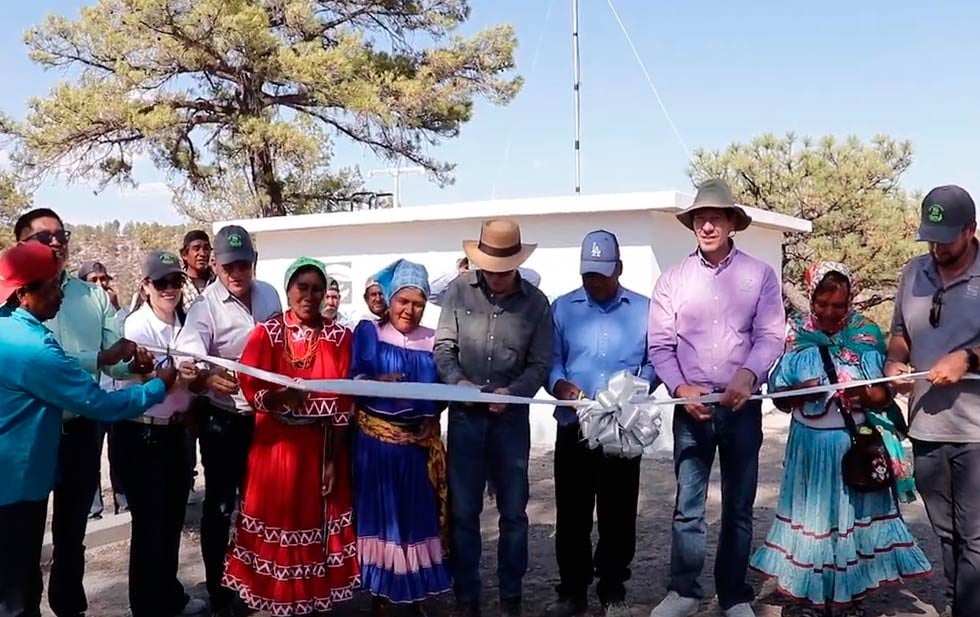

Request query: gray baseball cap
[
  {"left": 917, "top": 185, "right": 976, "bottom": 244},
  {"left": 213, "top": 225, "right": 257, "bottom": 265},
  {"left": 580, "top": 229, "right": 621, "bottom": 277},
  {"left": 141, "top": 250, "right": 184, "bottom": 281}
]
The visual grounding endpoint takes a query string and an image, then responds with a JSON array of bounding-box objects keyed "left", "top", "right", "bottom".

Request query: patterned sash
[{"left": 356, "top": 410, "right": 450, "bottom": 557}]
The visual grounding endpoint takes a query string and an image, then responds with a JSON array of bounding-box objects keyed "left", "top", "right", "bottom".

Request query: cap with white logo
[{"left": 579, "top": 230, "right": 620, "bottom": 277}]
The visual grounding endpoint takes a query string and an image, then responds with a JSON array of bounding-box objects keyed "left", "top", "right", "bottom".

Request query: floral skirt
[
  {"left": 223, "top": 416, "right": 360, "bottom": 615},
  {"left": 749, "top": 420, "right": 931, "bottom": 607}
]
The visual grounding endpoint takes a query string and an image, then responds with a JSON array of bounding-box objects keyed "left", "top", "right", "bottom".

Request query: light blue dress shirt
[
  {"left": 0, "top": 307, "right": 167, "bottom": 506},
  {"left": 548, "top": 286, "right": 657, "bottom": 426}
]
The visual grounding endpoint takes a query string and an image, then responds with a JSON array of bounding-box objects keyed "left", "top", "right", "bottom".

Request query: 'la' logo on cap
[
  {"left": 591, "top": 242, "right": 602, "bottom": 258},
  {"left": 928, "top": 203, "right": 945, "bottom": 223},
  {"left": 228, "top": 233, "right": 243, "bottom": 248}
]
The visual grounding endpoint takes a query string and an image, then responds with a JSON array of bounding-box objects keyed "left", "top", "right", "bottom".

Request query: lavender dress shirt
[{"left": 647, "top": 247, "right": 786, "bottom": 396}]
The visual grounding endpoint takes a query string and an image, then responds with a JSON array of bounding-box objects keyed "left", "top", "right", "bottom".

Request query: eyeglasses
[
  {"left": 25, "top": 229, "right": 71, "bottom": 245},
  {"left": 151, "top": 277, "right": 184, "bottom": 291},
  {"left": 930, "top": 288, "right": 944, "bottom": 328}
]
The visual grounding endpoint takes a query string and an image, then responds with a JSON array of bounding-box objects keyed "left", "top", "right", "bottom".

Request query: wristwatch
[{"left": 965, "top": 348, "right": 979, "bottom": 373}]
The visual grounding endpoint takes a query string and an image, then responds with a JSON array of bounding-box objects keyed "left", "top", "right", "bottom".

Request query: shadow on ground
[{"left": 43, "top": 415, "right": 945, "bottom": 617}]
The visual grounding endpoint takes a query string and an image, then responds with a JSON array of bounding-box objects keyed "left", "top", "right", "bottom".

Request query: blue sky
[{"left": 2, "top": 0, "right": 979, "bottom": 224}]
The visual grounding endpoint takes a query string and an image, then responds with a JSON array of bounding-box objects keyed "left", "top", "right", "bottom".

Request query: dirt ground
[{"left": 41, "top": 413, "right": 946, "bottom": 617}]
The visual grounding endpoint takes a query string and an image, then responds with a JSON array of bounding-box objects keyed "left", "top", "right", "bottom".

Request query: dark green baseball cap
[
  {"left": 213, "top": 225, "right": 257, "bottom": 265},
  {"left": 917, "top": 185, "right": 976, "bottom": 244}
]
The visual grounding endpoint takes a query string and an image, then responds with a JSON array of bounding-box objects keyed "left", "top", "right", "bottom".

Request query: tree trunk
[{"left": 250, "top": 145, "right": 285, "bottom": 217}]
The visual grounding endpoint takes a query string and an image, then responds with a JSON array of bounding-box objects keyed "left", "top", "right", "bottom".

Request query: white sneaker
[
  {"left": 649, "top": 591, "right": 698, "bottom": 617},
  {"left": 723, "top": 603, "right": 755, "bottom": 617},
  {"left": 178, "top": 597, "right": 208, "bottom": 616}
]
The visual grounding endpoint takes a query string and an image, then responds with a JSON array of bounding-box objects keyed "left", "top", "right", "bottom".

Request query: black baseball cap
[
  {"left": 917, "top": 185, "right": 976, "bottom": 244},
  {"left": 141, "top": 250, "right": 184, "bottom": 281},
  {"left": 213, "top": 225, "right": 257, "bottom": 265},
  {"left": 77, "top": 261, "right": 111, "bottom": 281}
]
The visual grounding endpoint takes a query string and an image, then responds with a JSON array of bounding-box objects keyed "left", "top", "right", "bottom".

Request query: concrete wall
[{"left": 251, "top": 210, "right": 786, "bottom": 454}]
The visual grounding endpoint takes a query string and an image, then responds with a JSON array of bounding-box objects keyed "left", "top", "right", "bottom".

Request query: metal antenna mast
[{"left": 572, "top": 0, "right": 582, "bottom": 194}]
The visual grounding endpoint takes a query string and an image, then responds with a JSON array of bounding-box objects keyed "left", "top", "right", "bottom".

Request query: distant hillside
[{"left": 67, "top": 221, "right": 199, "bottom": 306}]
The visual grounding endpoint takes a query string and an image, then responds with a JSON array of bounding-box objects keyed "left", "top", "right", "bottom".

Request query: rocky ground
[{"left": 42, "top": 413, "right": 945, "bottom": 617}]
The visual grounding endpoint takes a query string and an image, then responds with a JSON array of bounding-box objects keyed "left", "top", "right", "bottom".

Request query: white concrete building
[{"left": 215, "top": 191, "right": 811, "bottom": 454}]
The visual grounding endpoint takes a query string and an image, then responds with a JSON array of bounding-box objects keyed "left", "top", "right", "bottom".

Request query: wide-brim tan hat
[
  {"left": 463, "top": 219, "right": 537, "bottom": 273},
  {"left": 676, "top": 178, "right": 752, "bottom": 232}
]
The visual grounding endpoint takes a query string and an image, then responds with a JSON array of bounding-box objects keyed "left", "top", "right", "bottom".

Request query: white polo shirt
[{"left": 123, "top": 303, "right": 192, "bottom": 419}]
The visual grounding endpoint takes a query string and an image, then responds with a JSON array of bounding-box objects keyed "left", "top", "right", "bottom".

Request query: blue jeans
[
  {"left": 669, "top": 401, "right": 762, "bottom": 610},
  {"left": 448, "top": 405, "right": 531, "bottom": 603}
]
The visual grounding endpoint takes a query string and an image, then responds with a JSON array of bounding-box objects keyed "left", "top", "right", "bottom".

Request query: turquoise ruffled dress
[{"left": 749, "top": 312, "right": 931, "bottom": 607}]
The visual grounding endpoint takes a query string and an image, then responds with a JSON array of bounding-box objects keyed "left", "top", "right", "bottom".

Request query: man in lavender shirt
[{"left": 647, "top": 179, "right": 785, "bottom": 617}]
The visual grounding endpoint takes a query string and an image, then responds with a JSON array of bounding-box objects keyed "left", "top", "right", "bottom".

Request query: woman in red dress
[{"left": 223, "top": 257, "right": 360, "bottom": 616}]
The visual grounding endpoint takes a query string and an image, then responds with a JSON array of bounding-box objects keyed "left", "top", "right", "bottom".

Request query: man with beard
[
  {"left": 177, "top": 225, "right": 282, "bottom": 617},
  {"left": 321, "top": 278, "right": 348, "bottom": 328},
  {"left": 885, "top": 185, "right": 980, "bottom": 617},
  {"left": 13, "top": 208, "right": 155, "bottom": 617}
]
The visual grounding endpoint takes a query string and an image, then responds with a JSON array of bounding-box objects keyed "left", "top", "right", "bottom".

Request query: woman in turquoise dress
[
  {"left": 749, "top": 261, "right": 931, "bottom": 617},
  {"left": 350, "top": 259, "right": 451, "bottom": 617}
]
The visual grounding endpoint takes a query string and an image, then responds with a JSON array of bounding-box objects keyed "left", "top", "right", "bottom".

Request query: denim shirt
[
  {"left": 549, "top": 286, "right": 657, "bottom": 426},
  {"left": 434, "top": 271, "right": 553, "bottom": 400}
]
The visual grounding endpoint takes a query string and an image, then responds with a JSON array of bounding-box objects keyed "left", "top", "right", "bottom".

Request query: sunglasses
[
  {"left": 26, "top": 229, "right": 71, "bottom": 245},
  {"left": 930, "top": 288, "right": 944, "bottom": 328},
  {"left": 150, "top": 276, "right": 184, "bottom": 291}
]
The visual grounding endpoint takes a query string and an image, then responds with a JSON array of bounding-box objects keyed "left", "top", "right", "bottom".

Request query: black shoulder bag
[{"left": 817, "top": 346, "right": 894, "bottom": 493}]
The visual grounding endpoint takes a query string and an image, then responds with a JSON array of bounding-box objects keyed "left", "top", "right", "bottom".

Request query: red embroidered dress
[{"left": 223, "top": 312, "right": 360, "bottom": 616}]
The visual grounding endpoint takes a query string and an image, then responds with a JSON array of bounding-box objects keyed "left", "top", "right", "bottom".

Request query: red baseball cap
[{"left": 0, "top": 242, "right": 61, "bottom": 304}]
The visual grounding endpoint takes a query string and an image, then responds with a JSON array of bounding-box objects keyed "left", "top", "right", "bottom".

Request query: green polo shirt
[{"left": 44, "top": 273, "right": 130, "bottom": 420}]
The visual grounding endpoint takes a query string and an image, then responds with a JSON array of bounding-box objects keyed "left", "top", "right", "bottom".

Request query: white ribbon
[
  {"left": 576, "top": 371, "right": 662, "bottom": 458},
  {"left": 142, "top": 344, "right": 980, "bottom": 417}
]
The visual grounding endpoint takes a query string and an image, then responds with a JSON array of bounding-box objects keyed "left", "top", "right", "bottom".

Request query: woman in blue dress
[
  {"left": 749, "top": 262, "right": 931, "bottom": 617},
  {"left": 350, "top": 259, "right": 451, "bottom": 616}
]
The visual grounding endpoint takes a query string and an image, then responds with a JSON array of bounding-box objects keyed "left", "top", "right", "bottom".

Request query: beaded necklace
[{"left": 284, "top": 317, "right": 322, "bottom": 369}]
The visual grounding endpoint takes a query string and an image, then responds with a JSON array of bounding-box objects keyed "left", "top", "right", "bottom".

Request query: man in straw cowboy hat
[
  {"left": 647, "top": 179, "right": 785, "bottom": 617},
  {"left": 435, "top": 219, "right": 554, "bottom": 617}
]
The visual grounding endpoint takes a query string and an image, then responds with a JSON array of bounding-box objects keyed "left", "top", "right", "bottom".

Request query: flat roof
[{"left": 214, "top": 190, "right": 813, "bottom": 235}]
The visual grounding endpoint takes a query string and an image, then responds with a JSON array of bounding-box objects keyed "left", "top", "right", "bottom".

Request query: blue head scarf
[{"left": 372, "top": 259, "right": 430, "bottom": 303}]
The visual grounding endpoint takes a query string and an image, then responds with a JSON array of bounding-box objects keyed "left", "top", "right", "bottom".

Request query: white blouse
[{"left": 123, "top": 304, "right": 192, "bottom": 419}]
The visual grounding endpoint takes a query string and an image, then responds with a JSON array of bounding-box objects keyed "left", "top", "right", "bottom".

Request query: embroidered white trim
[
  {"left": 223, "top": 571, "right": 360, "bottom": 616},
  {"left": 236, "top": 511, "right": 353, "bottom": 547}
]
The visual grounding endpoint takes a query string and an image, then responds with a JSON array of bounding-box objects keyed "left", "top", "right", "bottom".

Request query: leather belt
[{"left": 129, "top": 414, "right": 185, "bottom": 426}]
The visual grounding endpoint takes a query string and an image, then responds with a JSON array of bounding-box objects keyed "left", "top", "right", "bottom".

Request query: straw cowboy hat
[
  {"left": 463, "top": 219, "right": 537, "bottom": 273},
  {"left": 675, "top": 178, "right": 753, "bottom": 232}
]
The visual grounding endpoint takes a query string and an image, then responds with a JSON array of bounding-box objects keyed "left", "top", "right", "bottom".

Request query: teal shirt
[
  {"left": 0, "top": 308, "right": 168, "bottom": 505},
  {"left": 45, "top": 274, "right": 130, "bottom": 420}
]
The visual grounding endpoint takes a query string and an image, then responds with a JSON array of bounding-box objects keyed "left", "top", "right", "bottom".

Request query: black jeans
[
  {"left": 90, "top": 422, "right": 126, "bottom": 517},
  {"left": 553, "top": 424, "right": 641, "bottom": 605},
  {"left": 198, "top": 405, "right": 254, "bottom": 612},
  {"left": 114, "top": 421, "right": 192, "bottom": 617},
  {"left": 49, "top": 417, "right": 101, "bottom": 617},
  {"left": 668, "top": 402, "right": 763, "bottom": 610},
  {"left": 913, "top": 440, "right": 980, "bottom": 617},
  {"left": 0, "top": 499, "right": 48, "bottom": 617}
]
